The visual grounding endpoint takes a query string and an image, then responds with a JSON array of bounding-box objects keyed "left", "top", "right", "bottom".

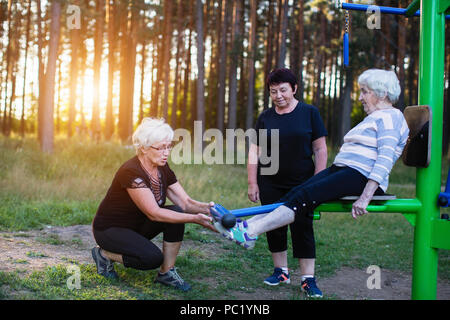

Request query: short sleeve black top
[
  {"left": 254, "top": 102, "right": 327, "bottom": 187},
  {"left": 93, "top": 156, "right": 177, "bottom": 231}
]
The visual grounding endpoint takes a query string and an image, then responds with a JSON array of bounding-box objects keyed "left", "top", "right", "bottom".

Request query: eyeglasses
[{"left": 150, "top": 143, "right": 174, "bottom": 152}]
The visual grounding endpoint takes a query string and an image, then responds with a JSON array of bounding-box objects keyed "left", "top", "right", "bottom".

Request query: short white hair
[
  {"left": 132, "top": 118, "right": 174, "bottom": 155},
  {"left": 358, "top": 69, "right": 401, "bottom": 103}
]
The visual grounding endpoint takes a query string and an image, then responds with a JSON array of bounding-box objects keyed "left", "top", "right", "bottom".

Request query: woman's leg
[
  {"left": 93, "top": 227, "right": 164, "bottom": 270},
  {"left": 101, "top": 249, "right": 123, "bottom": 264},
  {"left": 282, "top": 166, "right": 372, "bottom": 214},
  {"left": 161, "top": 241, "right": 182, "bottom": 273},
  {"left": 290, "top": 211, "right": 316, "bottom": 276},
  {"left": 139, "top": 205, "right": 186, "bottom": 273},
  {"left": 247, "top": 166, "right": 370, "bottom": 237},
  {"left": 258, "top": 181, "right": 290, "bottom": 273}
]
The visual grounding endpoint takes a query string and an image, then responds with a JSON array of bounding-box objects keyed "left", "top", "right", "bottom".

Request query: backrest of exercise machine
[{"left": 402, "top": 105, "right": 431, "bottom": 168}]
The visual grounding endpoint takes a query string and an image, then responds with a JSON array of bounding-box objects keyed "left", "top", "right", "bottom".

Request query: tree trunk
[
  {"left": 92, "top": 0, "right": 104, "bottom": 142},
  {"left": 273, "top": 0, "right": 280, "bottom": 69},
  {"left": 277, "top": 0, "right": 288, "bottom": 67},
  {"left": 79, "top": 30, "right": 88, "bottom": 138},
  {"left": 20, "top": 0, "right": 32, "bottom": 137},
  {"left": 237, "top": 0, "right": 247, "bottom": 129},
  {"left": 246, "top": 0, "right": 258, "bottom": 130},
  {"left": 313, "top": 7, "right": 326, "bottom": 108},
  {"left": 263, "top": 0, "right": 274, "bottom": 109},
  {"left": 162, "top": 0, "right": 173, "bottom": 120},
  {"left": 171, "top": 0, "right": 184, "bottom": 129},
  {"left": 68, "top": 0, "right": 80, "bottom": 138},
  {"left": 181, "top": 6, "right": 193, "bottom": 130},
  {"left": 2, "top": 0, "right": 13, "bottom": 135},
  {"left": 339, "top": 67, "right": 353, "bottom": 144},
  {"left": 40, "top": 0, "right": 61, "bottom": 153},
  {"left": 7, "top": 63, "right": 17, "bottom": 136},
  {"left": 36, "top": 0, "right": 45, "bottom": 140},
  {"left": 216, "top": 0, "right": 229, "bottom": 132},
  {"left": 150, "top": 14, "right": 163, "bottom": 118},
  {"left": 6, "top": 0, "right": 23, "bottom": 136},
  {"left": 56, "top": 56, "right": 62, "bottom": 134},
  {"left": 227, "top": 0, "right": 242, "bottom": 130},
  {"left": 383, "top": 0, "right": 392, "bottom": 66},
  {"left": 118, "top": 1, "right": 138, "bottom": 143},
  {"left": 407, "top": 18, "right": 418, "bottom": 106},
  {"left": 104, "top": 0, "right": 116, "bottom": 140},
  {"left": 196, "top": 0, "right": 205, "bottom": 132},
  {"left": 139, "top": 40, "right": 147, "bottom": 125},
  {"left": 396, "top": 14, "right": 406, "bottom": 111}
]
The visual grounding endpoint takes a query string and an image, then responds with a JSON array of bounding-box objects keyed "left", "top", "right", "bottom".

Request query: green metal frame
[
  {"left": 330, "top": 0, "right": 450, "bottom": 300},
  {"left": 413, "top": 0, "right": 449, "bottom": 300}
]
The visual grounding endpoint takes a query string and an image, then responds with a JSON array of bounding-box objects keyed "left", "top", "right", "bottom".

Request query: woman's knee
[
  {"left": 138, "top": 250, "right": 164, "bottom": 270},
  {"left": 163, "top": 223, "right": 185, "bottom": 242}
]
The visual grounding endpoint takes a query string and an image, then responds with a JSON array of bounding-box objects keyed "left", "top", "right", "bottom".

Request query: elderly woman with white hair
[
  {"left": 92, "top": 118, "right": 214, "bottom": 291},
  {"left": 214, "top": 69, "right": 410, "bottom": 297}
]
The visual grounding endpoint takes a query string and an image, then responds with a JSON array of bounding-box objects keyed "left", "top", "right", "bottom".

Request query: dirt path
[{"left": 1, "top": 225, "right": 449, "bottom": 300}]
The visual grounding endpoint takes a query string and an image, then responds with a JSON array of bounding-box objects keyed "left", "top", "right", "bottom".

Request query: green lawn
[{"left": 0, "top": 136, "right": 448, "bottom": 300}]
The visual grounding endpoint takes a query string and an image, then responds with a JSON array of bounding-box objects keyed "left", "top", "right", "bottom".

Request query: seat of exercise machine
[
  {"left": 402, "top": 105, "right": 431, "bottom": 168},
  {"left": 339, "top": 194, "right": 397, "bottom": 201}
]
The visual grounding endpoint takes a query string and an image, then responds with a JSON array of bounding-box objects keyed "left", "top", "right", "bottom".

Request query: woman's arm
[
  {"left": 127, "top": 187, "right": 213, "bottom": 229},
  {"left": 312, "top": 136, "right": 327, "bottom": 174},
  {"left": 352, "top": 116, "right": 405, "bottom": 219},
  {"left": 351, "top": 179, "right": 379, "bottom": 219},
  {"left": 247, "top": 143, "right": 260, "bottom": 202},
  {"left": 166, "top": 182, "right": 213, "bottom": 215}
]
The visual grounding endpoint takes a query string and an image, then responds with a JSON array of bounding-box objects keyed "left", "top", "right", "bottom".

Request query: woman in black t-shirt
[
  {"left": 92, "top": 118, "right": 215, "bottom": 292},
  {"left": 247, "top": 68, "right": 328, "bottom": 297}
]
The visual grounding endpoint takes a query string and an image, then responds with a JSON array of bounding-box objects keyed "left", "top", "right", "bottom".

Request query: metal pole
[
  {"left": 229, "top": 199, "right": 422, "bottom": 218},
  {"left": 341, "top": 2, "right": 450, "bottom": 19},
  {"left": 412, "top": 0, "right": 445, "bottom": 300},
  {"left": 342, "top": 3, "right": 419, "bottom": 16}
]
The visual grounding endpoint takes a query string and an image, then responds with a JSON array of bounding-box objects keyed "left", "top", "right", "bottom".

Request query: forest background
[{"left": 1, "top": 0, "right": 449, "bottom": 155}]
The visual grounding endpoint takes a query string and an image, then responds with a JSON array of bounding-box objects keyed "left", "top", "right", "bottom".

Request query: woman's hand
[
  {"left": 351, "top": 197, "right": 370, "bottom": 219},
  {"left": 351, "top": 179, "right": 379, "bottom": 219},
  {"left": 247, "top": 143, "right": 259, "bottom": 203},
  {"left": 194, "top": 213, "right": 216, "bottom": 232},
  {"left": 248, "top": 183, "right": 260, "bottom": 203}
]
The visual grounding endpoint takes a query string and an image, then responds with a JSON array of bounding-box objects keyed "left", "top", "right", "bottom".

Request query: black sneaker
[
  {"left": 154, "top": 267, "right": 192, "bottom": 292},
  {"left": 301, "top": 277, "right": 323, "bottom": 298},
  {"left": 91, "top": 246, "right": 119, "bottom": 279}
]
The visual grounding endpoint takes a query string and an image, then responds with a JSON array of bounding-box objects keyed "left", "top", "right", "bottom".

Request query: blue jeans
[{"left": 280, "top": 165, "right": 384, "bottom": 218}]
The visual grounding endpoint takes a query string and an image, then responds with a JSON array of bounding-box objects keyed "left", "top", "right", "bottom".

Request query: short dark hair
[{"left": 266, "top": 68, "right": 298, "bottom": 91}]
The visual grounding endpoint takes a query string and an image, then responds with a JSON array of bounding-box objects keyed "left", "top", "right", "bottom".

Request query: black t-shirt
[
  {"left": 254, "top": 102, "right": 327, "bottom": 187},
  {"left": 93, "top": 156, "right": 178, "bottom": 231}
]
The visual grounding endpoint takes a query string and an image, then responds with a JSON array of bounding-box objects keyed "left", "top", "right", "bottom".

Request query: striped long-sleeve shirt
[{"left": 333, "top": 108, "right": 409, "bottom": 191}]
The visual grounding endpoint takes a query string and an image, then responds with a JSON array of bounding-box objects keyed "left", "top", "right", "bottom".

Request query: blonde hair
[
  {"left": 358, "top": 69, "right": 401, "bottom": 103},
  {"left": 132, "top": 118, "right": 174, "bottom": 155}
]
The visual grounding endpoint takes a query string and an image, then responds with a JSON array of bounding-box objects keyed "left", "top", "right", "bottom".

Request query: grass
[{"left": 0, "top": 135, "right": 449, "bottom": 300}]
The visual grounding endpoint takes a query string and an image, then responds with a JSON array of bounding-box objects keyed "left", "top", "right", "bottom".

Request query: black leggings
[
  {"left": 280, "top": 165, "right": 384, "bottom": 217},
  {"left": 92, "top": 205, "right": 185, "bottom": 270},
  {"left": 258, "top": 177, "right": 316, "bottom": 259}
]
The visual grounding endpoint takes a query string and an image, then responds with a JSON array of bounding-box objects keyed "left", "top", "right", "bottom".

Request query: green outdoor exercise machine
[
  {"left": 211, "top": 0, "right": 449, "bottom": 300},
  {"left": 336, "top": 0, "right": 450, "bottom": 300}
]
